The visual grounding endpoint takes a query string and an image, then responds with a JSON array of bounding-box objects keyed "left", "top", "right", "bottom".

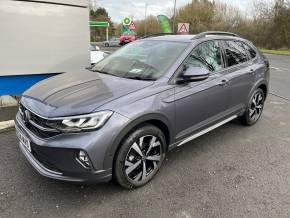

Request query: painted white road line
[
  {"left": 270, "top": 92, "right": 290, "bottom": 102},
  {"left": 270, "top": 66, "right": 288, "bottom": 71}
]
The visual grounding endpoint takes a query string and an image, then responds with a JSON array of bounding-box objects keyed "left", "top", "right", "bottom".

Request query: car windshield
[{"left": 92, "top": 40, "right": 189, "bottom": 80}]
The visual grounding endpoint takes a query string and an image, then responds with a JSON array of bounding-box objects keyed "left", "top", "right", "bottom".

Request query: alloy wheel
[
  {"left": 249, "top": 92, "right": 264, "bottom": 122},
  {"left": 124, "top": 135, "right": 163, "bottom": 183}
]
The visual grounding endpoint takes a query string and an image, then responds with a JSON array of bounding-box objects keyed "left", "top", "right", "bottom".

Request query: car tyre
[
  {"left": 114, "top": 124, "right": 166, "bottom": 189},
  {"left": 239, "top": 88, "right": 265, "bottom": 126}
]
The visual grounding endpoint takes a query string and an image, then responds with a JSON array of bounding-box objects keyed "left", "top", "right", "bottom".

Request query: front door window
[{"left": 185, "top": 40, "right": 223, "bottom": 72}]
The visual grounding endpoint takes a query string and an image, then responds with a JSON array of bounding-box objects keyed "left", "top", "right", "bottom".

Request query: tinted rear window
[
  {"left": 223, "top": 40, "right": 248, "bottom": 67},
  {"left": 241, "top": 42, "right": 257, "bottom": 59}
]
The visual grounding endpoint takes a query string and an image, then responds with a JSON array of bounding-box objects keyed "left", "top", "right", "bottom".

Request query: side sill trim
[{"left": 177, "top": 115, "right": 237, "bottom": 147}]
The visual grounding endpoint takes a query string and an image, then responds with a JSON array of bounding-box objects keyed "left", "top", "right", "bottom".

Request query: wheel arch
[
  {"left": 103, "top": 113, "right": 174, "bottom": 170},
  {"left": 258, "top": 83, "right": 268, "bottom": 99},
  {"left": 248, "top": 79, "right": 268, "bottom": 102}
]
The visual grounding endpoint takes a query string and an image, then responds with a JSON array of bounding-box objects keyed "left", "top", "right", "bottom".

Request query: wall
[{"left": 0, "top": 0, "right": 90, "bottom": 76}]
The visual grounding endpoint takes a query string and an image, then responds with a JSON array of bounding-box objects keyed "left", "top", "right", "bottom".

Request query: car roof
[{"left": 145, "top": 34, "right": 197, "bottom": 42}]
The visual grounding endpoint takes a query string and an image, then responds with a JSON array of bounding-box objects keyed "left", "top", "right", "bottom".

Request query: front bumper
[
  {"left": 15, "top": 111, "right": 130, "bottom": 183},
  {"left": 18, "top": 141, "right": 111, "bottom": 183}
]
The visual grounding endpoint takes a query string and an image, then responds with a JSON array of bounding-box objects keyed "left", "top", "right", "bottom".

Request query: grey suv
[{"left": 16, "top": 32, "right": 269, "bottom": 189}]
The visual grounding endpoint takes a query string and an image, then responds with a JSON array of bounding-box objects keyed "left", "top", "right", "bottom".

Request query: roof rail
[
  {"left": 193, "top": 31, "right": 239, "bottom": 39},
  {"left": 140, "top": 33, "right": 176, "bottom": 39}
]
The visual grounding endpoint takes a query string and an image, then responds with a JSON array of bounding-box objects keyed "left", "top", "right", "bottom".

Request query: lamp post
[
  {"left": 90, "top": 0, "right": 98, "bottom": 11},
  {"left": 106, "top": 16, "right": 110, "bottom": 41},
  {"left": 172, "top": 0, "right": 177, "bottom": 33},
  {"left": 144, "top": 3, "right": 148, "bottom": 35}
]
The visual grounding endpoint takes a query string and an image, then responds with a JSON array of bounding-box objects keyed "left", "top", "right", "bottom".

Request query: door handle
[
  {"left": 219, "top": 79, "right": 229, "bottom": 86},
  {"left": 249, "top": 69, "right": 255, "bottom": 75}
]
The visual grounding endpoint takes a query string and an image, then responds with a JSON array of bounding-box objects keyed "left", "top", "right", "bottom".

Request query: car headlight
[{"left": 48, "top": 111, "right": 113, "bottom": 132}]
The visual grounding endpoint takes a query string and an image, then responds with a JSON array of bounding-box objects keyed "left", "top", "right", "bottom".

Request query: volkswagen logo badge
[{"left": 23, "top": 110, "right": 31, "bottom": 124}]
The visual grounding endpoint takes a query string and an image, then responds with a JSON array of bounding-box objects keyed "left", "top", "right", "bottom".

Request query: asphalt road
[
  {"left": 1, "top": 54, "right": 290, "bottom": 218},
  {"left": 266, "top": 54, "right": 290, "bottom": 100}
]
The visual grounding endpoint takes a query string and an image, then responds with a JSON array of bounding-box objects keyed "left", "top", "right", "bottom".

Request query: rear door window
[
  {"left": 223, "top": 40, "right": 249, "bottom": 67},
  {"left": 241, "top": 42, "right": 257, "bottom": 59}
]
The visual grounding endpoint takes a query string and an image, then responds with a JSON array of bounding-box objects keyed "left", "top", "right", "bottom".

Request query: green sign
[
  {"left": 89, "top": 21, "right": 109, "bottom": 27},
  {"left": 123, "top": 17, "right": 132, "bottom": 26},
  {"left": 157, "top": 15, "right": 172, "bottom": 33}
]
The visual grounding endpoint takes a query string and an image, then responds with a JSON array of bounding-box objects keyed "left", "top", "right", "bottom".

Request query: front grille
[{"left": 19, "top": 104, "right": 62, "bottom": 138}]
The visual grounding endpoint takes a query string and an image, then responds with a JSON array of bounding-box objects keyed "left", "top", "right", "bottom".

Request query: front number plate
[{"left": 16, "top": 129, "right": 31, "bottom": 152}]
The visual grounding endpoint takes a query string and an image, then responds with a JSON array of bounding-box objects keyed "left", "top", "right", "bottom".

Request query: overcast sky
[{"left": 94, "top": 0, "right": 263, "bottom": 22}]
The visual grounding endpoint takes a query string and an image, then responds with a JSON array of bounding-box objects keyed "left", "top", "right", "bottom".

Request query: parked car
[
  {"left": 16, "top": 32, "right": 269, "bottom": 189},
  {"left": 90, "top": 44, "right": 108, "bottom": 65},
  {"left": 120, "top": 32, "right": 136, "bottom": 45},
  {"left": 90, "top": 44, "right": 100, "bottom": 51},
  {"left": 90, "top": 50, "right": 107, "bottom": 65},
  {"left": 103, "top": 38, "right": 120, "bottom": 47},
  {"left": 90, "top": 45, "right": 109, "bottom": 65}
]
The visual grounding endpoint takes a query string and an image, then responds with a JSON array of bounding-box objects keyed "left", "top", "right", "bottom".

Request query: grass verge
[{"left": 260, "top": 49, "right": 290, "bottom": 56}]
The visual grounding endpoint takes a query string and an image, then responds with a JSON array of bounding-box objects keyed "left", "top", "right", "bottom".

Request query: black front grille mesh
[{"left": 19, "top": 104, "right": 61, "bottom": 138}]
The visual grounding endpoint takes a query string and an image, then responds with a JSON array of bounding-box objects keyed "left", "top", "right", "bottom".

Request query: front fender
[{"left": 103, "top": 113, "right": 174, "bottom": 170}]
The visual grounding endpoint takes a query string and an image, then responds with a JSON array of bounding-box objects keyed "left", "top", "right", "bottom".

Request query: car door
[
  {"left": 221, "top": 40, "right": 256, "bottom": 111},
  {"left": 174, "top": 40, "right": 230, "bottom": 141}
]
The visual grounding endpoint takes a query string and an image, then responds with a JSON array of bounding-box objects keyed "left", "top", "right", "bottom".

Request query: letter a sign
[{"left": 178, "top": 23, "right": 189, "bottom": 34}]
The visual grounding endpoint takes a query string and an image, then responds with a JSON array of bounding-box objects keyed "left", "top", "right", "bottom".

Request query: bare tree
[{"left": 112, "top": 0, "right": 290, "bottom": 49}]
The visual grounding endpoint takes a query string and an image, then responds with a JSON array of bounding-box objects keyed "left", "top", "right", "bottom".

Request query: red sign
[
  {"left": 129, "top": 21, "right": 137, "bottom": 30},
  {"left": 178, "top": 23, "right": 189, "bottom": 34}
]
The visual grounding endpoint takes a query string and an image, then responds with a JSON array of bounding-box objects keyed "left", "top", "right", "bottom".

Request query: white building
[{"left": 0, "top": 0, "right": 90, "bottom": 95}]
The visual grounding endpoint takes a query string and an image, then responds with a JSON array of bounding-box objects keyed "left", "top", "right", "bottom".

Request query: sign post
[
  {"left": 177, "top": 23, "right": 190, "bottom": 34},
  {"left": 122, "top": 17, "right": 137, "bottom": 35},
  {"left": 89, "top": 21, "right": 110, "bottom": 41}
]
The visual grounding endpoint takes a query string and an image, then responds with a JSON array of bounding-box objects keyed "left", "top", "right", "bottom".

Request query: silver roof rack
[
  {"left": 140, "top": 33, "right": 176, "bottom": 39},
  {"left": 193, "top": 31, "right": 239, "bottom": 39}
]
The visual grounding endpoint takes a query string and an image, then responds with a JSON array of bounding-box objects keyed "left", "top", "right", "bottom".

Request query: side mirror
[{"left": 178, "top": 67, "right": 210, "bottom": 83}]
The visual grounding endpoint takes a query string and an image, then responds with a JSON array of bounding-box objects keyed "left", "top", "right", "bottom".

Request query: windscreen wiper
[
  {"left": 93, "top": 70, "right": 117, "bottom": 77},
  {"left": 124, "top": 76, "right": 155, "bottom": 81},
  {"left": 190, "top": 54, "right": 215, "bottom": 71}
]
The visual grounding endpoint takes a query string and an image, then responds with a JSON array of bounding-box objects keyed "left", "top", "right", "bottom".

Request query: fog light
[{"left": 77, "top": 151, "right": 91, "bottom": 168}]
